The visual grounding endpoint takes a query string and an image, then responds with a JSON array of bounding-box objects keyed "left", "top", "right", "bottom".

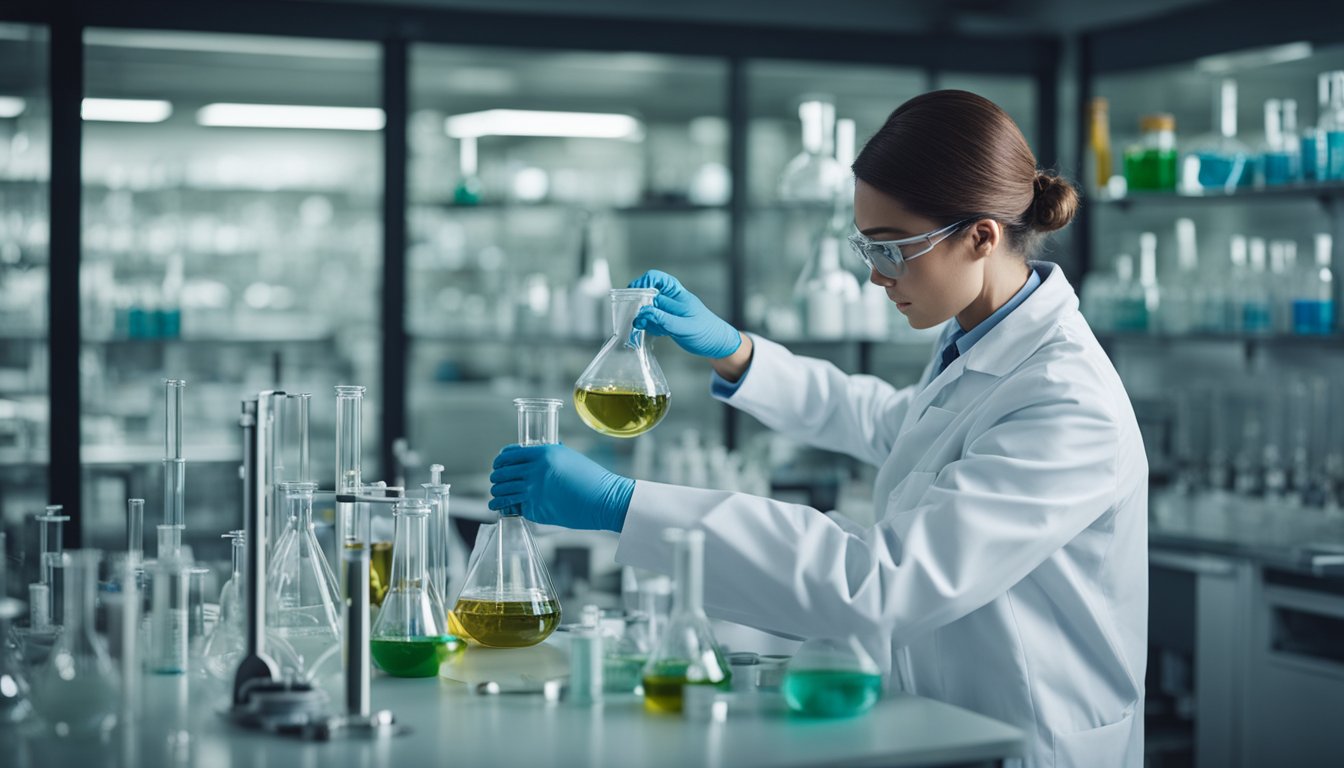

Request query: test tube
[
  {"left": 422, "top": 464, "right": 452, "bottom": 607},
  {"left": 288, "top": 393, "right": 311, "bottom": 484},
  {"left": 126, "top": 498, "right": 145, "bottom": 566},
  {"left": 37, "top": 506, "right": 69, "bottom": 624},
  {"left": 343, "top": 497, "right": 373, "bottom": 716},
  {"left": 186, "top": 566, "right": 211, "bottom": 665},
  {"left": 163, "top": 379, "right": 187, "bottom": 531},
  {"left": 151, "top": 525, "right": 188, "bottom": 675},
  {"left": 336, "top": 386, "right": 366, "bottom": 544},
  {"left": 515, "top": 398, "right": 562, "bottom": 447}
]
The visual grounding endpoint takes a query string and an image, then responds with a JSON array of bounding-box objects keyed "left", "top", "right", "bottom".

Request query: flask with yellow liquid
[{"left": 574, "top": 288, "right": 671, "bottom": 438}]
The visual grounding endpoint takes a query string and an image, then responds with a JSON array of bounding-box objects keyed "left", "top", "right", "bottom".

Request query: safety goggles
[{"left": 847, "top": 219, "right": 970, "bottom": 278}]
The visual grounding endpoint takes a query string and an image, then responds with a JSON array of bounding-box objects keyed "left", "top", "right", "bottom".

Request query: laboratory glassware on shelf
[
  {"left": 778, "top": 96, "right": 846, "bottom": 204},
  {"left": 453, "top": 398, "right": 563, "bottom": 648},
  {"left": 1259, "top": 99, "right": 1300, "bottom": 186},
  {"left": 0, "top": 531, "right": 33, "bottom": 724},
  {"left": 641, "top": 528, "right": 731, "bottom": 714},
  {"left": 1324, "top": 72, "right": 1344, "bottom": 181},
  {"left": 1184, "top": 79, "right": 1252, "bottom": 193},
  {"left": 794, "top": 223, "right": 861, "bottom": 340},
  {"left": 574, "top": 288, "right": 671, "bottom": 438},
  {"left": 369, "top": 499, "right": 462, "bottom": 678},
  {"left": 267, "top": 481, "right": 341, "bottom": 684},
  {"left": 14, "top": 508, "right": 69, "bottom": 669},
  {"left": 32, "top": 550, "right": 120, "bottom": 737},
  {"left": 1123, "top": 114, "right": 1178, "bottom": 192},
  {"left": 1086, "top": 98, "right": 1115, "bottom": 194},
  {"left": 783, "top": 636, "right": 883, "bottom": 718}
]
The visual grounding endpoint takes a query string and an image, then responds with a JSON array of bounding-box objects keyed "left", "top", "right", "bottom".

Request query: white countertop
[{"left": 11, "top": 663, "right": 1023, "bottom": 768}]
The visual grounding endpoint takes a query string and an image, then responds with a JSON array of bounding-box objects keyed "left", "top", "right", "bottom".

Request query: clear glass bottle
[
  {"left": 422, "top": 464, "right": 454, "bottom": 614},
  {"left": 268, "top": 481, "right": 342, "bottom": 682},
  {"left": 1112, "top": 254, "right": 1148, "bottom": 333},
  {"left": 1160, "top": 219, "right": 1199, "bottom": 335},
  {"left": 370, "top": 499, "right": 462, "bottom": 678},
  {"left": 1186, "top": 79, "right": 1252, "bottom": 193},
  {"left": 778, "top": 96, "right": 845, "bottom": 204},
  {"left": 1086, "top": 98, "right": 1114, "bottom": 194},
  {"left": 1123, "top": 113, "right": 1178, "bottom": 191},
  {"left": 783, "top": 636, "right": 882, "bottom": 718},
  {"left": 1241, "top": 238, "right": 1274, "bottom": 334},
  {"left": 1301, "top": 73, "right": 1329, "bottom": 182},
  {"left": 201, "top": 530, "right": 246, "bottom": 682},
  {"left": 795, "top": 225, "right": 861, "bottom": 340},
  {"left": 33, "top": 550, "right": 120, "bottom": 737},
  {"left": 1294, "top": 234, "right": 1335, "bottom": 335},
  {"left": 641, "top": 528, "right": 731, "bottom": 714},
  {"left": 1327, "top": 72, "right": 1344, "bottom": 181},
  {"left": 574, "top": 289, "right": 671, "bottom": 438},
  {"left": 453, "top": 398, "right": 563, "bottom": 648},
  {"left": 1138, "top": 232, "right": 1161, "bottom": 333},
  {"left": 1261, "top": 99, "right": 1298, "bottom": 186}
]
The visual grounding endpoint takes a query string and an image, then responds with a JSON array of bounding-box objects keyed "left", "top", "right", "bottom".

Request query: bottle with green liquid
[
  {"left": 641, "top": 529, "right": 731, "bottom": 713},
  {"left": 782, "top": 637, "right": 883, "bottom": 718},
  {"left": 370, "top": 499, "right": 463, "bottom": 677}
]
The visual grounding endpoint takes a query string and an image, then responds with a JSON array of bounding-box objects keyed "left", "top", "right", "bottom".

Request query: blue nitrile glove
[
  {"left": 629, "top": 270, "right": 742, "bottom": 359},
  {"left": 489, "top": 444, "right": 636, "bottom": 532}
]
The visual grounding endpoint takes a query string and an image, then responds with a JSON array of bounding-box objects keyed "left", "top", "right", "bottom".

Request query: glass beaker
[
  {"left": 783, "top": 636, "right": 882, "bottom": 717},
  {"left": 641, "top": 528, "right": 730, "bottom": 713},
  {"left": 267, "top": 481, "right": 342, "bottom": 682},
  {"left": 452, "top": 398, "right": 563, "bottom": 648},
  {"left": 370, "top": 499, "right": 463, "bottom": 678},
  {"left": 574, "top": 289, "right": 671, "bottom": 438},
  {"left": 32, "top": 550, "right": 120, "bottom": 737}
]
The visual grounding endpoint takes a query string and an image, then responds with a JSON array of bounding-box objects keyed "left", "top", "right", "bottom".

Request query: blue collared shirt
[{"left": 935, "top": 265, "right": 1042, "bottom": 375}]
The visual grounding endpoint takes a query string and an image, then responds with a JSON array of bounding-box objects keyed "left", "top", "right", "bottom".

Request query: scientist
[{"left": 489, "top": 90, "right": 1147, "bottom": 768}]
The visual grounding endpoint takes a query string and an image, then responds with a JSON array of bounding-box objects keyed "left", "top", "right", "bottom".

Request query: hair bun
[{"left": 1031, "top": 171, "right": 1079, "bottom": 233}]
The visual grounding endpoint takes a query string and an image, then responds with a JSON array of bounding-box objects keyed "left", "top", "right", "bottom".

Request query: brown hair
[{"left": 851, "top": 90, "right": 1078, "bottom": 256}]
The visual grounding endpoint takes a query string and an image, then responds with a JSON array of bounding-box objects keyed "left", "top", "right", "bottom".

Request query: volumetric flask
[
  {"left": 453, "top": 399, "right": 562, "bottom": 648},
  {"left": 32, "top": 550, "right": 120, "bottom": 737},
  {"left": 370, "top": 499, "right": 463, "bottom": 677},
  {"left": 574, "top": 288, "right": 671, "bottom": 438},
  {"left": 268, "top": 481, "right": 342, "bottom": 682},
  {"left": 783, "top": 637, "right": 882, "bottom": 718},
  {"left": 641, "top": 529, "right": 730, "bottom": 714}
]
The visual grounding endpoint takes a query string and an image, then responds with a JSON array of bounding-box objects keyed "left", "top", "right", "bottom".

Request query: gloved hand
[
  {"left": 489, "top": 444, "right": 636, "bottom": 533},
  {"left": 629, "top": 270, "right": 742, "bottom": 359}
]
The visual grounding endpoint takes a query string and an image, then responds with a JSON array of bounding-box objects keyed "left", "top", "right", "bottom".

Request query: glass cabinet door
[
  {"left": 80, "top": 30, "right": 383, "bottom": 553},
  {"left": 0, "top": 24, "right": 49, "bottom": 575},
  {"left": 406, "top": 46, "right": 730, "bottom": 494}
]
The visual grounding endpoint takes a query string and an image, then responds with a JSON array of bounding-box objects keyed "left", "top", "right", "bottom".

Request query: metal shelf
[
  {"left": 1093, "top": 181, "right": 1344, "bottom": 209},
  {"left": 82, "top": 333, "right": 336, "bottom": 345},
  {"left": 1096, "top": 332, "right": 1342, "bottom": 345},
  {"left": 415, "top": 200, "right": 727, "bottom": 215}
]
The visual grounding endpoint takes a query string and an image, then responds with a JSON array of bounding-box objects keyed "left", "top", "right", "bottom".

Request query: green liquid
[
  {"left": 452, "top": 597, "right": 561, "bottom": 648},
  {"left": 641, "top": 660, "right": 730, "bottom": 714},
  {"left": 782, "top": 670, "right": 882, "bottom": 717},
  {"left": 1123, "top": 148, "right": 1179, "bottom": 191},
  {"left": 371, "top": 635, "right": 464, "bottom": 677},
  {"left": 574, "top": 387, "right": 669, "bottom": 438}
]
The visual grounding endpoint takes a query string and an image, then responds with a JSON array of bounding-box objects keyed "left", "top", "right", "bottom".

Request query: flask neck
[
  {"left": 610, "top": 293, "right": 651, "bottom": 342},
  {"left": 61, "top": 552, "right": 96, "bottom": 641},
  {"left": 672, "top": 534, "right": 704, "bottom": 616},
  {"left": 391, "top": 512, "right": 429, "bottom": 587},
  {"left": 231, "top": 537, "right": 245, "bottom": 581}
]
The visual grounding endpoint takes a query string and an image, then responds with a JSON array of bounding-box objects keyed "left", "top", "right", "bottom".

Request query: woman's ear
[{"left": 968, "top": 218, "right": 1001, "bottom": 258}]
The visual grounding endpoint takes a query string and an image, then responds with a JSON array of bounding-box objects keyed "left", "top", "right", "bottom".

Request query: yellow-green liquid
[
  {"left": 370, "top": 541, "right": 393, "bottom": 606},
  {"left": 642, "top": 660, "right": 731, "bottom": 714},
  {"left": 574, "top": 387, "right": 669, "bottom": 438},
  {"left": 371, "top": 635, "right": 464, "bottom": 678},
  {"left": 452, "top": 598, "right": 561, "bottom": 648}
]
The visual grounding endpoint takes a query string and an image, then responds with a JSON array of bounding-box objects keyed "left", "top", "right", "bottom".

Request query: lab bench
[
  {"left": 1148, "top": 495, "right": 1344, "bottom": 768},
  {"left": 7, "top": 671, "right": 1024, "bottom": 768}
]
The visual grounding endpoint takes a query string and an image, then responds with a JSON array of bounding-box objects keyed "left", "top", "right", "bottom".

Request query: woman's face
[{"left": 853, "top": 179, "right": 986, "bottom": 330}]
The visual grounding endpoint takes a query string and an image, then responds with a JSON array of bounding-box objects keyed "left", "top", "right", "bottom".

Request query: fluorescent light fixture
[
  {"left": 0, "top": 97, "right": 25, "bottom": 118},
  {"left": 1197, "top": 42, "right": 1313, "bottom": 73},
  {"left": 81, "top": 98, "right": 173, "bottom": 123},
  {"left": 197, "top": 103, "right": 385, "bottom": 131},
  {"left": 445, "top": 109, "right": 642, "bottom": 140},
  {"left": 84, "top": 29, "right": 377, "bottom": 61}
]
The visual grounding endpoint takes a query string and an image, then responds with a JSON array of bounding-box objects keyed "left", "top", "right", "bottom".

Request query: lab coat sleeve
[
  {"left": 713, "top": 333, "right": 918, "bottom": 467},
  {"left": 616, "top": 370, "right": 1120, "bottom": 647}
]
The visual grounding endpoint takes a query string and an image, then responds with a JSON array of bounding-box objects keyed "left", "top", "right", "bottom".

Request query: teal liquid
[{"left": 783, "top": 669, "right": 882, "bottom": 718}]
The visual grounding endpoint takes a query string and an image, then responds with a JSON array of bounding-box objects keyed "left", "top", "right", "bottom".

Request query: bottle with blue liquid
[
  {"left": 1327, "top": 72, "right": 1344, "bottom": 181},
  {"left": 1261, "top": 99, "right": 1300, "bottom": 186},
  {"left": 1187, "top": 79, "right": 1252, "bottom": 193},
  {"left": 1241, "top": 238, "right": 1274, "bottom": 334},
  {"left": 1302, "top": 73, "right": 1330, "bottom": 182},
  {"left": 1293, "top": 234, "right": 1335, "bottom": 335}
]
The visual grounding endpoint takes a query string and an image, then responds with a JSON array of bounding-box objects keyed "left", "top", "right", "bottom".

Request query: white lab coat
[{"left": 615, "top": 262, "right": 1148, "bottom": 768}]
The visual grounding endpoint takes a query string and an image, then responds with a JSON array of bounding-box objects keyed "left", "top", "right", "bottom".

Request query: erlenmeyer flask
[
  {"left": 267, "top": 481, "right": 341, "bottom": 682},
  {"left": 641, "top": 528, "right": 731, "bottom": 713},
  {"left": 201, "top": 530, "right": 246, "bottom": 682},
  {"left": 453, "top": 398, "right": 563, "bottom": 648},
  {"left": 370, "top": 499, "right": 463, "bottom": 677},
  {"left": 778, "top": 97, "right": 846, "bottom": 203},
  {"left": 783, "top": 636, "right": 882, "bottom": 717},
  {"left": 32, "top": 550, "right": 120, "bottom": 737},
  {"left": 574, "top": 288, "right": 671, "bottom": 438}
]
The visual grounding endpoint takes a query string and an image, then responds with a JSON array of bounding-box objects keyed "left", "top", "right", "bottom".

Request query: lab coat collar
[
  {"left": 960, "top": 261, "right": 1074, "bottom": 377},
  {"left": 908, "top": 262, "right": 1073, "bottom": 421}
]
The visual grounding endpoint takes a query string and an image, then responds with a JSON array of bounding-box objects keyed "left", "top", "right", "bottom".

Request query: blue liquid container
[
  {"left": 1196, "top": 152, "right": 1249, "bottom": 190},
  {"left": 127, "top": 305, "right": 149, "bottom": 339},
  {"left": 1302, "top": 134, "right": 1320, "bottom": 181},
  {"left": 1328, "top": 131, "right": 1344, "bottom": 180},
  {"left": 1242, "top": 302, "right": 1273, "bottom": 333},
  {"left": 1293, "top": 300, "right": 1335, "bottom": 335},
  {"left": 1262, "top": 152, "right": 1297, "bottom": 185},
  {"left": 783, "top": 670, "right": 882, "bottom": 718},
  {"left": 159, "top": 308, "right": 181, "bottom": 338}
]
